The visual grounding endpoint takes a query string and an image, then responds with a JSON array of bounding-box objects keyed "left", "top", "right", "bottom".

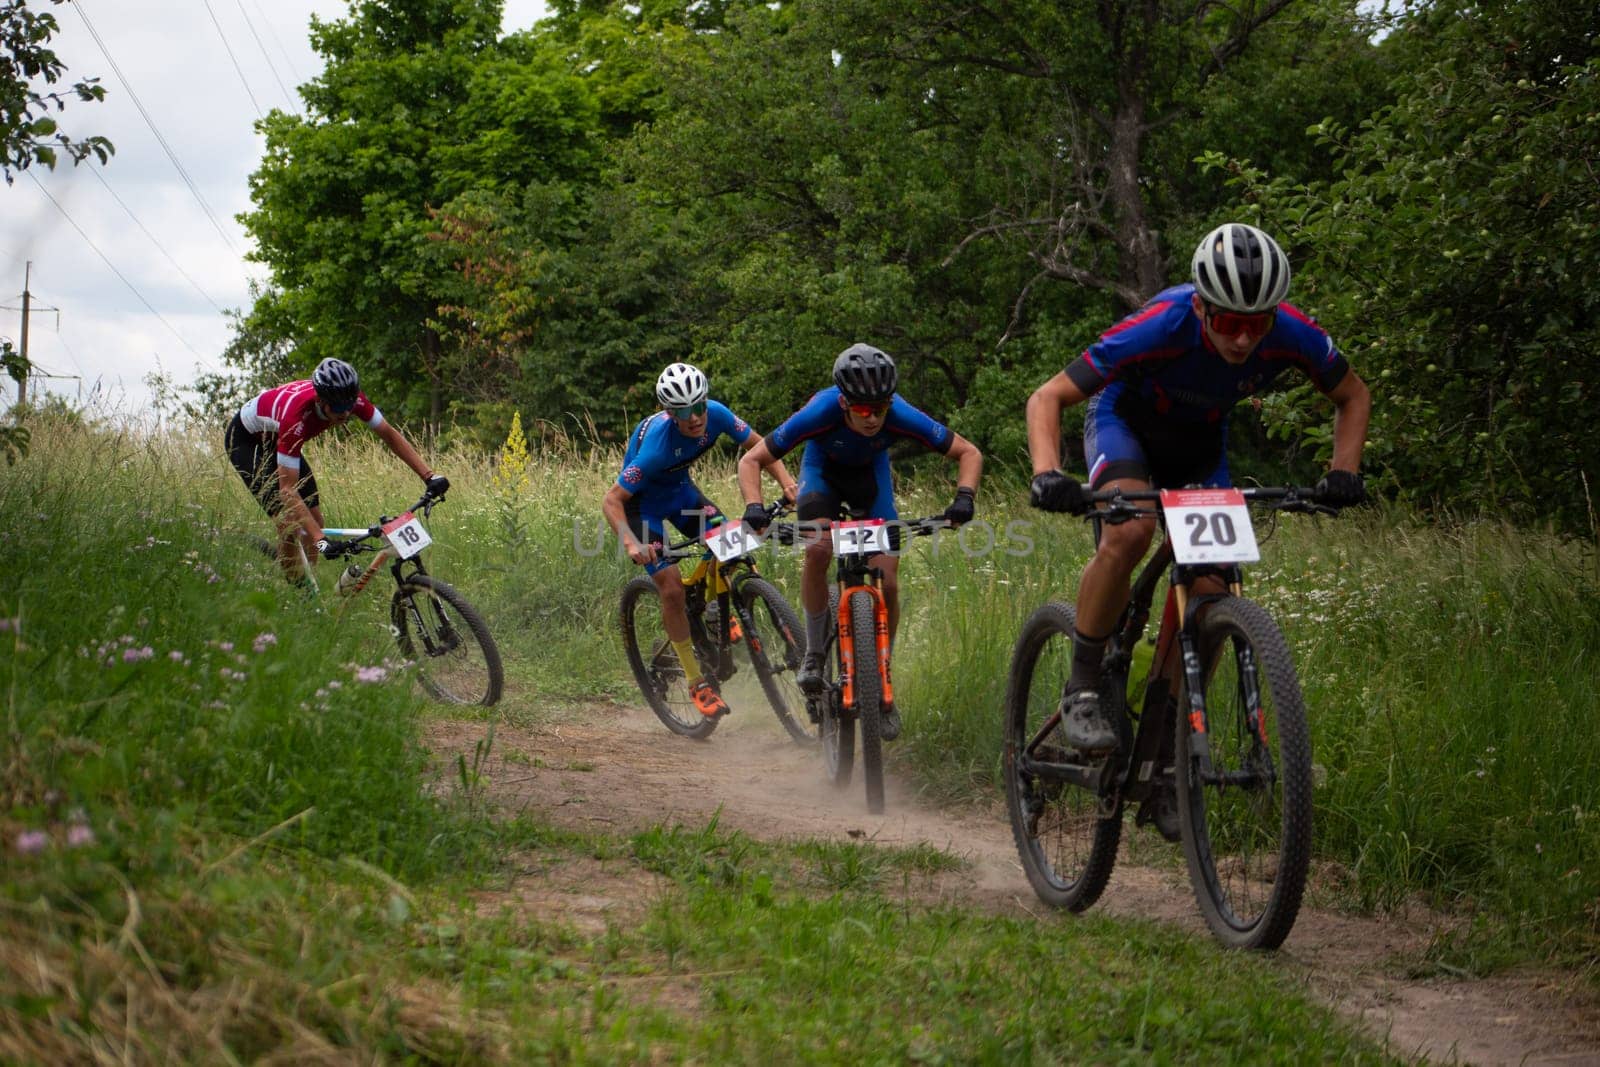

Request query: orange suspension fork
[{"left": 836, "top": 583, "right": 894, "bottom": 712}]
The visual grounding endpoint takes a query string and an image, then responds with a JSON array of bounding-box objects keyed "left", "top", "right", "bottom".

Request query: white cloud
[{"left": 2, "top": 0, "right": 550, "bottom": 416}]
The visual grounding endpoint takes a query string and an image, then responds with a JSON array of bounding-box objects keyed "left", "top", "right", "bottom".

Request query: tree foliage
[
  {"left": 1221, "top": 0, "right": 1600, "bottom": 530},
  {"left": 0, "top": 0, "right": 111, "bottom": 182}
]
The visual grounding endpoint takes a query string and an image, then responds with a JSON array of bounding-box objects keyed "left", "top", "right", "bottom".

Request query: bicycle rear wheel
[
  {"left": 391, "top": 576, "right": 503, "bottom": 706},
  {"left": 619, "top": 576, "right": 719, "bottom": 740},
  {"left": 1002, "top": 601, "right": 1122, "bottom": 911},
  {"left": 737, "top": 576, "right": 815, "bottom": 744},
  {"left": 819, "top": 588, "right": 854, "bottom": 787},
  {"left": 1176, "top": 596, "right": 1312, "bottom": 950},
  {"left": 850, "top": 590, "right": 887, "bottom": 814}
]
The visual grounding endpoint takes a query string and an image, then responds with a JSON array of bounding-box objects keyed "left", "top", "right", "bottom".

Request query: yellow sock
[{"left": 672, "top": 638, "right": 703, "bottom": 686}]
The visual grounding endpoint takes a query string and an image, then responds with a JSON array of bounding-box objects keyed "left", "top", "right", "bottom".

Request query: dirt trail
[{"left": 428, "top": 697, "right": 1600, "bottom": 1066}]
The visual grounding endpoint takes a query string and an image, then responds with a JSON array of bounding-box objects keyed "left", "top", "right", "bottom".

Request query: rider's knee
[{"left": 1096, "top": 518, "right": 1156, "bottom": 569}]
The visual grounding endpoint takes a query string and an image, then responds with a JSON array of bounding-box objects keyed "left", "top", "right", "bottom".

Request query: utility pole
[{"left": 18, "top": 261, "right": 30, "bottom": 407}]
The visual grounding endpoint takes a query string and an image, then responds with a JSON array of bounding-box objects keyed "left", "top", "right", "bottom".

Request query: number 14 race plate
[{"left": 1159, "top": 488, "right": 1260, "bottom": 565}]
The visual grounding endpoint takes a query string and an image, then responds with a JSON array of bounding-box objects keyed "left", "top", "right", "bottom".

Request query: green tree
[
  {"left": 239, "top": 0, "right": 601, "bottom": 424},
  {"left": 0, "top": 0, "right": 111, "bottom": 182},
  {"left": 1224, "top": 0, "right": 1600, "bottom": 529}
]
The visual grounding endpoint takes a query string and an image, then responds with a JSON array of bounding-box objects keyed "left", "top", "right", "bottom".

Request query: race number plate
[
  {"left": 1160, "top": 489, "right": 1259, "bottom": 564},
  {"left": 381, "top": 511, "right": 432, "bottom": 559},
  {"left": 705, "top": 521, "right": 762, "bottom": 562},
  {"left": 832, "top": 519, "right": 891, "bottom": 556}
]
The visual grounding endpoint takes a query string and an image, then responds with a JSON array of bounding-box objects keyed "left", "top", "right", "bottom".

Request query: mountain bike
[
  {"left": 779, "top": 514, "right": 947, "bottom": 815},
  {"left": 318, "top": 488, "right": 504, "bottom": 707},
  {"left": 1003, "top": 484, "right": 1337, "bottom": 950},
  {"left": 619, "top": 501, "right": 811, "bottom": 743}
]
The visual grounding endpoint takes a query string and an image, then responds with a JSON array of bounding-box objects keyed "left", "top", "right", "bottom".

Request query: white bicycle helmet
[
  {"left": 1191, "top": 223, "right": 1291, "bottom": 313},
  {"left": 655, "top": 362, "right": 709, "bottom": 408}
]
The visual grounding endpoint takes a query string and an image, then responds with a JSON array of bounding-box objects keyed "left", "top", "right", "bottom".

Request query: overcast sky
[{"left": 1, "top": 0, "right": 550, "bottom": 417}]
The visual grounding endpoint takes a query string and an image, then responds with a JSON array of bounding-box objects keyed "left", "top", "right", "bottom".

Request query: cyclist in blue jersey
[
  {"left": 1025, "top": 222, "right": 1370, "bottom": 836},
  {"left": 736, "top": 343, "right": 983, "bottom": 740},
  {"left": 603, "top": 362, "right": 799, "bottom": 720}
]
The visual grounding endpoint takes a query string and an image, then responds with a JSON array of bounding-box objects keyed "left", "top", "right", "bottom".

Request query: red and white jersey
[{"left": 237, "top": 380, "right": 383, "bottom": 469}]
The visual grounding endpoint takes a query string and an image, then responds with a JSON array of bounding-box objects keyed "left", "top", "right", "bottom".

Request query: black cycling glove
[
  {"left": 425, "top": 474, "right": 451, "bottom": 498},
  {"left": 1316, "top": 469, "right": 1366, "bottom": 508},
  {"left": 317, "top": 538, "right": 348, "bottom": 560},
  {"left": 943, "top": 487, "right": 976, "bottom": 526},
  {"left": 1030, "top": 471, "right": 1088, "bottom": 515},
  {"left": 741, "top": 502, "right": 773, "bottom": 534}
]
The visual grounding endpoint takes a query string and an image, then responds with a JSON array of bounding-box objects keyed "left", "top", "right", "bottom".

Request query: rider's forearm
[
  {"left": 377, "top": 422, "right": 433, "bottom": 481},
  {"left": 282, "top": 486, "right": 322, "bottom": 544},
  {"left": 602, "top": 493, "right": 639, "bottom": 550},
  {"left": 763, "top": 460, "right": 798, "bottom": 500},
  {"left": 1025, "top": 388, "right": 1064, "bottom": 474},
  {"left": 955, "top": 445, "right": 983, "bottom": 494},
  {"left": 737, "top": 451, "right": 766, "bottom": 506},
  {"left": 1329, "top": 380, "right": 1372, "bottom": 473}
]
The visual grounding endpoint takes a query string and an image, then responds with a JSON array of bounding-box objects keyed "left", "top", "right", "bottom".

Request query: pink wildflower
[
  {"left": 65, "top": 825, "right": 95, "bottom": 848},
  {"left": 14, "top": 830, "right": 49, "bottom": 855},
  {"left": 122, "top": 646, "right": 154, "bottom": 663},
  {"left": 355, "top": 666, "right": 387, "bottom": 684}
]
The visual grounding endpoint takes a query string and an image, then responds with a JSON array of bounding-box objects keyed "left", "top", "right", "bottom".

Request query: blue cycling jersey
[
  {"left": 615, "top": 400, "right": 752, "bottom": 510},
  {"left": 765, "top": 386, "right": 953, "bottom": 466},
  {"left": 1064, "top": 283, "right": 1348, "bottom": 424}
]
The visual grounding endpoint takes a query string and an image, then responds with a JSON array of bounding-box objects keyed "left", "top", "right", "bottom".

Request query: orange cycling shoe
[
  {"left": 727, "top": 617, "right": 743, "bottom": 643},
  {"left": 689, "top": 680, "right": 728, "bottom": 718}
]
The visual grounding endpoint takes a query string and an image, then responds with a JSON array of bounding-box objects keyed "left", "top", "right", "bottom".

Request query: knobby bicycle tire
[
  {"left": 820, "top": 587, "right": 853, "bottom": 787},
  {"left": 736, "top": 576, "right": 814, "bottom": 745},
  {"left": 851, "top": 590, "right": 887, "bottom": 815},
  {"left": 1002, "top": 601, "right": 1122, "bottom": 911},
  {"left": 1175, "top": 596, "right": 1312, "bottom": 950},
  {"left": 619, "top": 576, "right": 719, "bottom": 740},
  {"left": 391, "top": 576, "right": 504, "bottom": 707}
]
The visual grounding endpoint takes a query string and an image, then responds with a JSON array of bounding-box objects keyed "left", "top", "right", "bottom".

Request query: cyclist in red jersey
[{"left": 225, "top": 358, "right": 448, "bottom": 586}]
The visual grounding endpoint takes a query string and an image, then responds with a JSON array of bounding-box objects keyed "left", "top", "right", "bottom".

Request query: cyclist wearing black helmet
[
  {"left": 225, "top": 357, "right": 448, "bottom": 587},
  {"left": 1024, "top": 222, "right": 1370, "bottom": 834},
  {"left": 737, "top": 343, "right": 983, "bottom": 739}
]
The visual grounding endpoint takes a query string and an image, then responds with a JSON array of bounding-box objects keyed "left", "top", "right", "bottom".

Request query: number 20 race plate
[
  {"left": 381, "top": 512, "right": 433, "bottom": 559},
  {"left": 1159, "top": 489, "right": 1260, "bottom": 565}
]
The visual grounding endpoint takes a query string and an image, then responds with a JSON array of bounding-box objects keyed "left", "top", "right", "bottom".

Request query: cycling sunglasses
[
  {"left": 847, "top": 401, "right": 891, "bottom": 419},
  {"left": 1206, "top": 306, "right": 1276, "bottom": 341},
  {"left": 667, "top": 400, "right": 708, "bottom": 419}
]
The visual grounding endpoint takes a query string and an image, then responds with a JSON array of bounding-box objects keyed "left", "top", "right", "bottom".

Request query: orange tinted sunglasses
[
  {"left": 1206, "top": 307, "right": 1276, "bottom": 340},
  {"left": 848, "top": 401, "right": 890, "bottom": 418}
]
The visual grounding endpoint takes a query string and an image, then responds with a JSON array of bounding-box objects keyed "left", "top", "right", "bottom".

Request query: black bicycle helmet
[
  {"left": 1191, "top": 222, "right": 1291, "bottom": 313},
  {"left": 832, "top": 343, "right": 898, "bottom": 404},
  {"left": 311, "top": 357, "right": 360, "bottom": 412}
]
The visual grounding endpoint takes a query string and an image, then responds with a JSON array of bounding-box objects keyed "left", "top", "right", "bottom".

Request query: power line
[
  {"left": 85, "top": 165, "right": 227, "bottom": 315},
  {"left": 70, "top": 0, "right": 243, "bottom": 258},
  {"left": 201, "top": 0, "right": 265, "bottom": 119},
  {"left": 233, "top": 0, "right": 298, "bottom": 113},
  {"left": 26, "top": 171, "right": 215, "bottom": 369},
  {"left": 249, "top": 0, "right": 307, "bottom": 91}
]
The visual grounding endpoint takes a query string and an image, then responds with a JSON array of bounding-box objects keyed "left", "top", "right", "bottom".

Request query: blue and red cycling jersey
[
  {"left": 766, "top": 386, "right": 953, "bottom": 522},
  {"left": 765, "top": 387, "right": 952, "bottom": 466},
  {"left": 1065, "top": 283, "right": 1348, "bottom": 487},
  {"left": 615, "top": 400, "right": 752, "bottom": 511}
]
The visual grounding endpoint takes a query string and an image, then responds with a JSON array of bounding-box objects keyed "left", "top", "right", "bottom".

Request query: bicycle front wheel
[
  {"left": 391, "top": 576, "right": 504, "bottom": 707},
  {"left": 619, "top": 576, "right": 719, "bottom": 740},
  {"left": 1176, "top": 596, "right": 1312, "bottom": 950},
  {"left": 737, "top": 576, "right": 814, "bottom": 744},
  {"left": 850, "top": 590, "right": 887, "bottom": 815},
  {"left": 819, "top": 588, "right": 854, "bottom": 787},
  {"left": 1002, "top": 601, "right": 1122, "bottom": 911}
]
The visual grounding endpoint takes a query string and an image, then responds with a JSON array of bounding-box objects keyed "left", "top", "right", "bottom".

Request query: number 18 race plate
[
  {"left": 381, "top": 511, "right": 433, "bottom": 559},
  {"left": 1159, "top": 488, "right": 1259, "bottom": 565}
]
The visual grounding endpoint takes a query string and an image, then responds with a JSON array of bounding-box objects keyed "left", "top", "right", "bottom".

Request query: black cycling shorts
[{"left": 226, "top": 413, "right": 319, "bottom": 517}]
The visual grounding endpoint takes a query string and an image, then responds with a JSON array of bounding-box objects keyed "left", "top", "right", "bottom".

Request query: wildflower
[
  {"left": 65, "top": 825, "right": 95, "bottom": 848},
  {"left": 122, "top": 646, "right": 154, "bottom": 663},
  {"left": 326, "top": 680, "right": 342, "bottom": 690},
  {"left": 169, "top": 650, "right": 187, "bottom": 663},
  {"left": 355, "top": 665, "right": 388, "bottom": 684},
  {"left": 252, "top": 632, "right": 278, "bottom": 653},
  {"left": 219, "top": 641, "right": 233, "bottom": 652},
  {"left": 493, "top": 411, "right": 533, "bottom": 496},
  {"left": 0, "top": 618, "right": 18, "bottom": 633},
  {"left": 14, "top": 830, "right": 49, "bottom": 855}
]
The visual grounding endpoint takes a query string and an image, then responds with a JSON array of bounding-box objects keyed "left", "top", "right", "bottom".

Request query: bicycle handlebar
[
  {"left": 320, "top": 486, "right": 448, "bottom": 554},
  {"left": 1081, "top": 484, "right": 1341, "bottom": 524},
  {"left": 658, "top": 500, "right": 792, "bottom": 558}
]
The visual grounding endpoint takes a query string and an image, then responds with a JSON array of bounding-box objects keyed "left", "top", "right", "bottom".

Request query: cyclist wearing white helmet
[
  {"left": 603, "top": 361, "right": 798, "bottom": 720},
  {"left": 1023, "top": 222, "right": 1371, "bottom": 835},
  {"left": 226, "top": 358, "right": 447, "bottom": 588}
]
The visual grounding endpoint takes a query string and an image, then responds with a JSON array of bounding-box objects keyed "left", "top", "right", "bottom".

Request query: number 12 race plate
[
  {"left": 704, "top": 521, "right": 763, "bottom": 562},
  {"left": 382, "top": 512, "right": 433, "bottom": 559},
  {"left": 832, "top": 519, "right": 891, "bottom": 556},
  {"left": 1159, "top": 489, "right": 1260, "bottom": 565}
]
